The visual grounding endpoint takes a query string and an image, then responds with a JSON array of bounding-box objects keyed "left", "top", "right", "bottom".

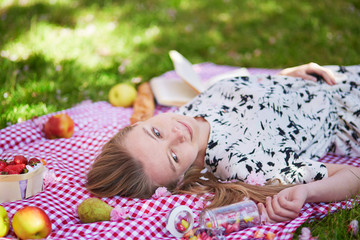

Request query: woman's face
[{"left": 124, "top": 113, "right": 209, "bottom": 186}]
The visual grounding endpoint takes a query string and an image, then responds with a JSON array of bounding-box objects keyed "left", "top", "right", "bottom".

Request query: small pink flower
[
  {"left": 110, "top": 206, "right": 130, "bottom": 221},
  {"left": 245, "top": 171, "right": 266, "bottom": 186},
  {"left": 125, "top": 200, "right": 136, "bottom": 206},
  {"left": 299, "top": 227, "right": 312, "bottom": 240},
  {"left": 152, "top": 187, "right": 171, "bottom": 199},
  {"left": 195, "top": 199, "right": 205, "bottom": 209},
  {"left": 43, "top": 170, "right": 57, "bottom": 188},
  {"left": 348, "top": 219, "right": 359, "bottom": 236}
]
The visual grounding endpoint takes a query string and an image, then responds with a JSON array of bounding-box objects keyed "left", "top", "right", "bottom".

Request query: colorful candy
[
  {"left": 182, "top": 219, "right": 190, "bottom": 229},
  {"left": 166, "top": 205, "right": 194, "bottom": 238},
  {"left": 177, "top": 223, "right": 186, "bottom": 232},
  {"left": 183, "top": 229, "right": 195, "bottom": 238},
  {"left": 168, "top": 201, "right": 260, "bottom": 240},
  {"left": 266, "top": 232, "right": 276, "bottom": 240},
  {"left": 254, "top": 230, "right": 265, "bottom": 238},
  {"left": 244, "top": 216, "right": 254, "bottom": 223},
  {"left": 199, "top": 200, "right": 260, "bottom": 235},
  {"left": 176, "top": 218, "right": 190, "bottom": 232}
]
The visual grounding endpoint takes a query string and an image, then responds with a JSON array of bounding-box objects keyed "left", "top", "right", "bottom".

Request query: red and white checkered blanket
[{"left": 1, "top": 64, "right": 359, "bottom": 239}]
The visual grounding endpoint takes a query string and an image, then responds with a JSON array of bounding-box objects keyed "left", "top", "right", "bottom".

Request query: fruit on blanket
[
  {"left": 43, "top": 113, "right": 74, "bottom": 139},
  {"left": 108, "top": 83, "right": 137, "bottom": 107},
  {"left": 3, "top": 164, "right": 26, "bottom": 174},
  {"left": 28, "top": 158, "right": 41, "bottom": 166},
  {"left": 0, "top": 161, "right": 6, "bottom": 171},
  {"left": 12, "top": 206, "right": 52, "bottom": 239},
  {"left": 13, "top": 155, "right": 28, "bottom": 165},
  {"left": 1, "top": 156, "right": 42, "bottom": 175},
  {"left": 0, "top": 206, "right": 10, "bottom": 237},
  {"left": 77, "top": 198, "right": 114, "bottom": 223}
]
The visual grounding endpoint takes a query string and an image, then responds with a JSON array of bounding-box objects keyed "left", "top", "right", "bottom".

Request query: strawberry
[
  {"left": 28, "top": 157, "right": 41, "bottom": 166},
  {"left": 0, "top": 161, "right": 7, "bottom": 171},
  {"left": 3, "top": 164, "right": 26, "bottom": 174},
  {"left": 14, "top": 155, "right": 28, "bottom": 165}
]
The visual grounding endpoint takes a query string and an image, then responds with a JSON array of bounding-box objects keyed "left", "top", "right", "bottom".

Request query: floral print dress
[{"left": 175, "top": 65, "right": 360, "bottom": 184}]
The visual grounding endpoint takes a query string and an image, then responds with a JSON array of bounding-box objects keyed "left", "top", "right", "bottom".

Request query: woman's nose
[{"left": 171, "top": 126, "right": 185, "bottom": 143}]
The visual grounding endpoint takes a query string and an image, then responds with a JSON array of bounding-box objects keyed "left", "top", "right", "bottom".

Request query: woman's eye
[
  {"left": 152, "top": 128, "right": 161, "bottom": 138},
  {"left": 171, "top": 152, "right": 178, "bottom": 163}
]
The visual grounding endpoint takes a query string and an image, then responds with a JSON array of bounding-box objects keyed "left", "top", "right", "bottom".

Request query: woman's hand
[
  {"left": 258, "top": 164, "right": 360, "bottom": 223},
  {"left": 258, "top": 185, "right": 308, "bottom": 223},
  {"left": 279, "top": 62, "right": 337, "bottom": 85}
]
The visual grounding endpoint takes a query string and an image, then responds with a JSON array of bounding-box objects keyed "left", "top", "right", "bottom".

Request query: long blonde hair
[
  {"left": 86, "top": 126, "right": 157, "bottom": 198},
  {"left": 86, "top": 126, "right": 291, "bottom": 207},
  {"left": 176, "top": 167, "right": 290, "bottom": 208}
]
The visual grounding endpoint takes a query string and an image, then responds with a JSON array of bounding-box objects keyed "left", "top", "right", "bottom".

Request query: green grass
[
  {"left": 1, "top": 0, "right": 360, "bottom": 128},
  {"left": 1, "top": 1, "right": 360, "bottom": 238},
  {"left": 293, "top": 201, "right": 360, "bottom": 239}
]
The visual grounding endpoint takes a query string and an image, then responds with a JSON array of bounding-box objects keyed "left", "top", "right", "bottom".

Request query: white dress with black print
[{"left": 175, "top": 65, "right": 360, "bottom": 184}]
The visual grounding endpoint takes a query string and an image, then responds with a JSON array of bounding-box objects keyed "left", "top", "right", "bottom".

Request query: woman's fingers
[
  {"left": 257, "top": 202, "right": 274, "bottom": 224},
  {"left": 272, "top": 195, "right": 300, "bottom": 219},
  {"left": 265, "top": 196, "right": 299, "bottom": 222},
  {"left": 279, "top": 62, "right": 337, "bottom": 85},
  {"left": 293, "top": 72, "right": 317, "bottom": 82},
  {"left": 321, "top": 69, "right": 337, "bottom": 85},
  {"left": 277, "top": 194, "right": 303, "bottom": 213},
  {"left": 265, "top": 196, "right": 290, "bottom": 222},
  {"left": 306, "top": 62, "right": 337, "bottom": 85}
]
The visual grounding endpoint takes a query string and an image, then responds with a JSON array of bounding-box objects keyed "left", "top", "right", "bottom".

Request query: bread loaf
[{"left": 130, "top": 82, "right": 155, "bottom": 124}]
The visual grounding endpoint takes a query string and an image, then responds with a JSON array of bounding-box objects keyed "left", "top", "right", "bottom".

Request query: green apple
[
  {"left": 12, "top": 206, "right": 52, "bottom": 239},
  {"left": 108, "top": 83, "right": 137, "bottom": 107},
  {"left": 0, "top": 206, "right": 10, "bottom": 237}
]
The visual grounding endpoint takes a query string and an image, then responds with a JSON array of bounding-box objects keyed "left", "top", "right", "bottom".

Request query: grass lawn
[
  {"left": 1, "top": 0, "right": 360, "bottom": 238},
  {"left": 293, "top": 201, "right": 360, "bottom": 239}
]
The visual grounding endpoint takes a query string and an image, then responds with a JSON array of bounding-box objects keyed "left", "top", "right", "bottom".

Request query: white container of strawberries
[{"left": 0, "top": 155, "right": 47, "bottom": 203}]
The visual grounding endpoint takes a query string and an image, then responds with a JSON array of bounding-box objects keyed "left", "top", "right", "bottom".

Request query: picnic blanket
[{"left": 1, "top": 63, "right": 359, "bottom": 239}]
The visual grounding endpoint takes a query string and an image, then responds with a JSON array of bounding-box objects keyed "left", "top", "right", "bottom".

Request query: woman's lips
[{"left": 178, "top": 121, "right": 193, "bottom": 140}]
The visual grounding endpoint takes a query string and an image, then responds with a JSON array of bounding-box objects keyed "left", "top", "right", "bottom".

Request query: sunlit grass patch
[
  {"left": 1, "top": 103, "right": 56, "bottom": 127},
  {"left": 1, "top": 0, "right": 360, "bottom": 129}
]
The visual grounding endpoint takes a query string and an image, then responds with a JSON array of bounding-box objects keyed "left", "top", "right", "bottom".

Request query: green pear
[
  {"left": 77, "top": 198, "right": 114, "bottom": 223},
  {"left": 0, "top": 206, "right": 10, "bottom": 237}
]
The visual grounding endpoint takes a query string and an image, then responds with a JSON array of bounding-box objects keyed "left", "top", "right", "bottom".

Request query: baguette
[{"left": 130, "top": 82, "right": 155, "bottom": 124}]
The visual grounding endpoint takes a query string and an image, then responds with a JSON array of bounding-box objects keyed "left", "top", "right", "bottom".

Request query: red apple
[
  {"left": 12, "top": 206, "right": 52, "bottom": 239},
  {"left": 43, "top": 113, "right": 74, "bottom": 139},
  {"left": 13, "top": 155, "right": 28, "bottom": 165}
]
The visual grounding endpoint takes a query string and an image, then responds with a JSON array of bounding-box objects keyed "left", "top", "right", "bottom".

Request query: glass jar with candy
[{"left": 199, "top": 200, "right": 261, "bottom": 235}]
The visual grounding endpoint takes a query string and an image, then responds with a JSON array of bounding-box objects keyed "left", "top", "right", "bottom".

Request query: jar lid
[{"left": 166, "top": 205, "right": 194, "bottom": 238}]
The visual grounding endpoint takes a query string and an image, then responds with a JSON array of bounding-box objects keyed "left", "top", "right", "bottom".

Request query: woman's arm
[
  {"left": 258, "top": 163, "right": 360, "bottom": 222},
  {"left": 279, "top": 62, "right": 337, "bottom": 85}
]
